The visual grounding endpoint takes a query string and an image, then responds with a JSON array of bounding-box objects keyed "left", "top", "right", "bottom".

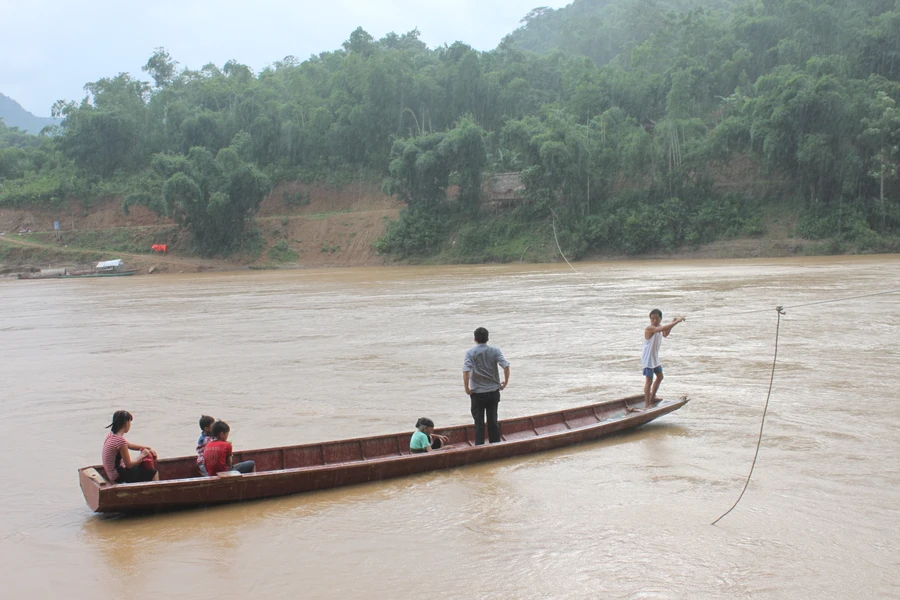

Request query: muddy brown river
[{"left": 1, "top": 256, "right": 898, "bottom": 599}]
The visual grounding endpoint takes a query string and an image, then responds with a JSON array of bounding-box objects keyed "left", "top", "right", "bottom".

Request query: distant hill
[
  {"left": 502, "top": 0, "right": 738, "bottom": 66},
  {"left": 0, "top": 93, "right": 60, "bottom": 134}
]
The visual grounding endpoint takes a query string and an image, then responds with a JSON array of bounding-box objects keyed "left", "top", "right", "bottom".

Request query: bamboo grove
[{"left": 1, "top": 0, "right": 898, "bottom": 257}]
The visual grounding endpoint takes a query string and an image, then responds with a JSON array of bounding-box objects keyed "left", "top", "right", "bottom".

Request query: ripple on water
[{"left": 0, "top": 258, "right": 898, "bottom": 599}]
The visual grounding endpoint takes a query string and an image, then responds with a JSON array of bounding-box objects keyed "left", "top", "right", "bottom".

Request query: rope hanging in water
[
  {"left": 549, "top": 210, "right": 900, "bottom": 522},
  {"left": 711, "top": 306, "right": 784, "bottom": 525},
  {"left": 550, "top": 209, "right": 599, "bottom": 288}
]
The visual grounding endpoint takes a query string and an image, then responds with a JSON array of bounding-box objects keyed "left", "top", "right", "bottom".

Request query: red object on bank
[{"left": 151, "top": 244, "right": 167, "bottom": 253}]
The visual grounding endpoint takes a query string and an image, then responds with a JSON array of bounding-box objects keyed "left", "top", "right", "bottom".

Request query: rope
[
  {"left": 549, "top": 210, "right": 900, "bottom": 523},
  {"left": 550, "top": 209, "right": 598, "bottom": 288},
  {"left": 691, "top": 288, "right": 900, "bottom": 320},
  {"left": 711, "top": 306, "right": 784, "bottom": 525},
  {"left": 782, "top": 289, "right": 900, "bottom": 310},
  {"left": 548, "top": 211, "right": 900, "bottom": 317}
]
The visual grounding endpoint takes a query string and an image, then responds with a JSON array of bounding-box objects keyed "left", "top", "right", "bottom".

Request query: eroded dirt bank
[
  {"left": 1, "top": 178, "right": 824, "bottom": 277},
  {"left": 0, "top": 182, "right": 403, "bottom": 275}
]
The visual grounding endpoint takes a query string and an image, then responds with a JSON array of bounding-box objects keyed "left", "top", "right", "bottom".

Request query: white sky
[{"left": 1, "top": 0, "right": 568, "bottom": 117}]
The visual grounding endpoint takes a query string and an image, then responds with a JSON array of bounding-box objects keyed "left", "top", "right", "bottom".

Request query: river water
[{"left": 1, "top": 257, "right": 897, "bottom": 599}]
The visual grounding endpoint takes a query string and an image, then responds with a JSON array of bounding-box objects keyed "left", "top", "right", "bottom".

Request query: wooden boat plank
[{"left": 79, "top": 395, "right": 687, "bottom": 513}]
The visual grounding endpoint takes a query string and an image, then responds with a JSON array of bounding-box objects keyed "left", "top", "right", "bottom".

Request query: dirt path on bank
[
  {"left": 0, "top": 234, "right": 229, "bottom": 274},
  {"left": 0, "top": 177, "right": 825, "bottom": 277},
  {"left": 0, "top": 181, "right": 402, "bottom": 276}
]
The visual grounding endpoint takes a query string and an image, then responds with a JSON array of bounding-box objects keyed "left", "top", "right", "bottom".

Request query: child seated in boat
[
  {"left": 203, "top": 420, "right": 256, "bottom": 475},
  {"left": 101, "top": 410, "right": 159, "bottom": 483},
  {"left": 196, "top": 415, "right": 215, "bottom": 476},
  {"left": 410, "top": 417, "right": 450, "bottom": 453}
]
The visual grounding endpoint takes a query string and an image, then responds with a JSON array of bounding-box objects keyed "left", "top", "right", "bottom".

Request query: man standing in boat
[
  {"left": 641, "top": 309, "right": 685, "bottom": 409},
  {"left": 463, "top": 327, "right": 510, "bottom": 445}
]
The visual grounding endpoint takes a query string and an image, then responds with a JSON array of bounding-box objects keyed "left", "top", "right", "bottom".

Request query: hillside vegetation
[{"left": 1, "top": 0, "right": 899, "bottom": 265}]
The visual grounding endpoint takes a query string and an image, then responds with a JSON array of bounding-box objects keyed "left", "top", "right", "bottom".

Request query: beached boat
[
  {"left": 79, "top": 394, "right": 688, "bottom": 513},
  {"left": 61, "top": 259, "right": 138, "bottom": 277},
  {"left": 58, "top": 269, "right": 137, "bottom": 278},
  {"left": 19, "top": 259, "right": 137, "bottom": 279}
]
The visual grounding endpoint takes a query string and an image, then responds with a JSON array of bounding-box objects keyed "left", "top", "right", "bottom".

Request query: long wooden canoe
[
  {"left": 59, "top": 270, "right": 138, "bottom": 278},
  {"left": 79, "top": 394, "right": 688, "bottom": 513},
  {"left": 18, "top": 270, "right": 138, "bottom": 279}
]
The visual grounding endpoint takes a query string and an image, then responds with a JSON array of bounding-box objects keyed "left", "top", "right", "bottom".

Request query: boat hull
[
  {"left": 59, "top": 270, "right": 138, "bottom": 278},
  {"left": 20, "top": 270, "right": 138, "bottom": 279},
  {"left": 79, "top": 395, "right": 687, "bottom": 513}
]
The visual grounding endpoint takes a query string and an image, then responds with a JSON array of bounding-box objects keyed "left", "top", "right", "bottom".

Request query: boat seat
[{"left": 83, "top": 468, "right": 108, "bottom": 486}]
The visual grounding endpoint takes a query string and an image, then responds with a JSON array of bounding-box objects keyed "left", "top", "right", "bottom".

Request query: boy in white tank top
[{"left": 640, "top": 309, "right": 684, "bottom": 409}]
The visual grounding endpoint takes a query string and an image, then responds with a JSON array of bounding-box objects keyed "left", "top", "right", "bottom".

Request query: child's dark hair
[
  {"left": 474, "top": 327, "right": 489, "bottom": 344},
  {"left": 649, "top": 308, "right": 663, "bottom": 319},
  {"left": 199, "top": 415, "right": 215, "bottom": 430},
  {"left": 106, "top": 410, "right": 133, "bottom": 434},
  {"left": 212, "top": 420, "right": 230, "bottom": 437},
  {"left": 415, "top": 417, "right": 435, "bottom": 429}
]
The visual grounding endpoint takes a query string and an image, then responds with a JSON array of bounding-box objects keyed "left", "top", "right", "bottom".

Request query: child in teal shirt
[{"left": 410, "top": 417, "right": 449, "bottom": 453}]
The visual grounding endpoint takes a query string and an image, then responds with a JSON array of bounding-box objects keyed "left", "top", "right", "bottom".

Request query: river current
[{"left": 1, "top": 256, "right": 897, "bottom": 599}]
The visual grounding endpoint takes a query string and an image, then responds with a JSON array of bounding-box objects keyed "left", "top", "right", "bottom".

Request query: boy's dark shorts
[{"left": 643, "top": 366, "right": 663, "bottom": 378}]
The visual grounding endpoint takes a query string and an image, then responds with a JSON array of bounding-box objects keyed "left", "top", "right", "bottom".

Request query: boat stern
[{"left": 79, "top": 467, "right": 107, "bottom": 512}]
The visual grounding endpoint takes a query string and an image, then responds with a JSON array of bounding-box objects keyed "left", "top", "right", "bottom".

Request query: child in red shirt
[{"left": 202, "top": 421, "right": 256, "bottom": 476}]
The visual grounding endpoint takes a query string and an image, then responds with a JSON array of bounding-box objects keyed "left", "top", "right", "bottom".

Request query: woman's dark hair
[
  {"left": 415, "top": 417, "right": 435, "bottom": 429},
  {"left": 199, "top": 415, "right": 215, "bottom": 430},
  {"left": 650, "top": 308, "right": 663, "bottom": 318},
  {"left": 106, "top": 410, "right": 133, "bottom": 434},
  {"left": 212, "top": 420, "right": 230, "bottom": 437}
]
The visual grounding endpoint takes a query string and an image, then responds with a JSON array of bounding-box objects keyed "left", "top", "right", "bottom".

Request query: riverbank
[
  {"left": 0, "top": 182, "right": 865, "bottom": 278},
  {"left": 0, "top": 228, "right": 825, "bottom": 278},
  {"left": 0, "top": 181, "right": 402, "bottom": 276}
]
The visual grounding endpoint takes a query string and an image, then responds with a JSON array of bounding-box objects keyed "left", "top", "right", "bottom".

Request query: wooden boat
[
  {"left": 18, "top": 270, "right": 138, "bottom": 279},
  {"left": 62, "top": 259, "right": 138, "bottom": 278},
  {"left": 79, "top": 395, "right": 688, "bottom": 513},
  {"left": 58, "top": 270, "right": 138, "bottom": 278},
  {"left": 19, "top": 259, "right": 137, "bottom": 279}
]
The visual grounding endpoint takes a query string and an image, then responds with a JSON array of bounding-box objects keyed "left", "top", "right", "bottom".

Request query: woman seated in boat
[
  {"left": 410, "top": 417, "right": 450, "bottom": 454},
  {"left": 101, "top": 410, "right": 159, "bottom": 483}
]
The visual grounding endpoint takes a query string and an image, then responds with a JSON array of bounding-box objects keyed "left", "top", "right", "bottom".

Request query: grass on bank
[{"left": 26, "top": 227, "right": 181, "bottom": 255}]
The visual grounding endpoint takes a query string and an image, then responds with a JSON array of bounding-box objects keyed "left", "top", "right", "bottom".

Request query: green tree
[
  {"left": 860, "top": 88, "right": 900, "bottom": 231},
  {"left": 155, "top": 146, "right": 271, "bottom": 253},
  {"left": 143, "top": 47, "right": 179, "bottom": 89}
]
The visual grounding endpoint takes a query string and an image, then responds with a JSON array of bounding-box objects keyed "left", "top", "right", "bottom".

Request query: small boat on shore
[
  {"left": 78, "top": 394, "right": 688, "bottom": 514},
  {"left": 19, "top": 259, "right": 137, "bottom": 279},
  {"left": 58, "top": 269, "right": 138, "bottom": 278}
]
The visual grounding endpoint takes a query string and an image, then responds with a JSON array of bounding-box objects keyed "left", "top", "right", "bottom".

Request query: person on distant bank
[
  {"left": 410, "top": 417, "right": 450, "bottom": 453},
  {"left": 101, "top": 410, "right": 159, "bottom": 483},
  {"left": 196, "top": 415, "right": 215, "bottom": 476},
  {"left": 641, "top": 309, "right": 685, "bottom": 409},
  {"left": 463, "top": 327, "right": 510, "bottom": 445},
  {"left": 202, "top": 420, "right": 256, "bottom": 476}
]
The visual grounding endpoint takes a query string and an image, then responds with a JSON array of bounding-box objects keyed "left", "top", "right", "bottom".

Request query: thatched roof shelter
[{"left": 487, "top": 172, "right": 525, "bottom": 201}]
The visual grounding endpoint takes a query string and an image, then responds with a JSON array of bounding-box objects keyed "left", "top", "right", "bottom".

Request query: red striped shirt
[{"left": 101, "top": 432, "right": 127, "bottom": 482}]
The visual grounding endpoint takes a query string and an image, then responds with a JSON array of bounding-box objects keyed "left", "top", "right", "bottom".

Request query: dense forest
[{"left": 1, "top": 0, "right": 899, "bottom": 259}]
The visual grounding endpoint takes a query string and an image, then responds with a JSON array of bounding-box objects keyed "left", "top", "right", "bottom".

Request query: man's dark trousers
[{"left": 470, "top": 390, "right": 501, "bottom": 445}]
